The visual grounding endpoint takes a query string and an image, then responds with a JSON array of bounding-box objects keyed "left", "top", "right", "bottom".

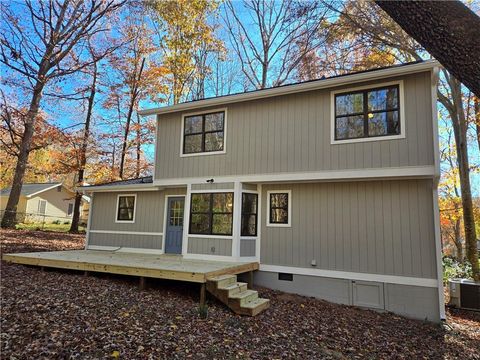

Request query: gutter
[{"left": 138, "top": 60, "right": 439, "bottom": 116}]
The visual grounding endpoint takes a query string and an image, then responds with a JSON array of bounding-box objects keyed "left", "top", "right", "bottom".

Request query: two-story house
[{"left": 81, "top": 60, "right": 444, "bottom": 322}]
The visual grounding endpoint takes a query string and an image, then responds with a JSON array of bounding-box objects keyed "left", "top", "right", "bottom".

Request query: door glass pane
[
  {"left": 169, "top": 200, "right": 184, "bottom": 226},
  {"left": 205, "top": 112, "right": 224, "bottom": 131}
]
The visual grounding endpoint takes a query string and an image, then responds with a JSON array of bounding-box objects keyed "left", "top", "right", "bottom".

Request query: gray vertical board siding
[
  {"left": 240, "top": 238, "right": 256, "bottom": 257},
  {"left": 155, "top": 72, "right": 434, "bottom": 180},
  {"left": 90, "top": 188, "right": 186, "bottom": 233},
  {"left": 191, "top": 182, "right": 234, "bottom": 190},
  {"left": 260, "top": 179, "right": 437, "bottom": 279},
  {"left": 187, "top": 237, "right": 232, "bottom": 256},
  {"left": 89, "top": 233, "right": 162, "bottom": 249}
]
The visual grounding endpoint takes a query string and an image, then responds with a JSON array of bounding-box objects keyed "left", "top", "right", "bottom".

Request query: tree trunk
[
  {"left": 70, "top": 65, "right": 97, "bottom": 233},
  {"left": 1, "top": 81, "right": 44, "bottom": 228},
  {"left": 453, "top": 217, "right": 463, "bottom": 263},
  {"left": 447, "top": 76, "right": 479, "bottom": 280},
  {"left": 474, "top": 96, "right": 480, "bottom": 152},
  {"left": 135, "top": 113, "right": 141, "bottom": 178}
]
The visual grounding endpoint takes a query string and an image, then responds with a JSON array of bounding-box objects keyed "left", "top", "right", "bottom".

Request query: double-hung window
[
  {"left": 189, "top": 192, "right": 233, "bottom": 235},
  {"left": 116, "top": 195, "right": 136, "bottom": 222},
  {"left": 183, "top": 111, "right": 225, "bottom": 154},
  {"left": 334, "top": 85, "right": 401, "bottom": 141}
]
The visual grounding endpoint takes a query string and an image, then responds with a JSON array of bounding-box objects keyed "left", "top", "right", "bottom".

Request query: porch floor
[{"left": 2, "top": 250, "right": 259, "bottom": 283}]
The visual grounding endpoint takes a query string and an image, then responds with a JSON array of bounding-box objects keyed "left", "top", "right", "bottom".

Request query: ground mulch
[{"left": 1, "top": 229, "right": 479, "bottom": 359}]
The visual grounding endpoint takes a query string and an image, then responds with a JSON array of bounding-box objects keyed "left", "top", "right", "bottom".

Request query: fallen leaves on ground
[{"left": 1, "top": 229, "right": 479, "bottom": 359}]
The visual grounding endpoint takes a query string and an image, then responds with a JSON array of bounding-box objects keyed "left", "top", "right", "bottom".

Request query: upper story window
[
  {"left": 183, "top": 111, "right": 225, "bottom": 155},
  {"left": 334, "top": 85, "right": 401, "bottom": 141}
]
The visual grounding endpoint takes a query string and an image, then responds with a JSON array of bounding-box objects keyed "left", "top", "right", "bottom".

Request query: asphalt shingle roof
[{"left": 90, "top": 176, "right": 153, "bottom": 187}]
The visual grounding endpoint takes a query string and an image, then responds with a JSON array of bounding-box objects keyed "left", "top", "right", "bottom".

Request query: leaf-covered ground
[{"left": 1, "top": 229, "right": 479, "bottom": 359}]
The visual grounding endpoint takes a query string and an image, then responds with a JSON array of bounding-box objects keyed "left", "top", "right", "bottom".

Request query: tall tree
[
  {"left": 147, "top": 0, "right": 222, "bottom": 103},
  {"left": 223, "top": 0, "right": 331, "bottom": 89},
  {"left": 0, "top": 0, "right": 124, "bottom": 228},
  {"left": 330, "top": 0, "right": 480, "bottom": 281}
]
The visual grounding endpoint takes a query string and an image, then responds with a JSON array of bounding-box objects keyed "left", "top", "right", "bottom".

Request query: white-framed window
[
  {"left": 331, "top": 80, "right": 405, "bottom": 144},
  {"left": 189, "top": 192, "right": 234, "bottom": 235},
  {"left": 67, "top": 203, "right": 74, "bottom": 216},
  {"left": 115, "top": 194, "right": 137, "bottom": 223},
  {"left": 266, "top": 190, "right": 291, "bottom": 227},
  {"left": 37, "top": 199, "right": 47, "bottom": 215},
  {"left": 180, "top": 108, "right": 227, "bottom": 157}
]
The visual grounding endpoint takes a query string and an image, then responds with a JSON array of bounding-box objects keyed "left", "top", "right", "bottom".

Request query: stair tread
[
  {"left": 229, "top": 289, "right": 257, "bottom": 299},
  {"left": 208, "top": 274, "right": 236, "bottom": 282},
  {"left": 219, "top": 282, "right": 248, "bottom": 290},
  {"left": 241, "top": 298, "right": 270, "bottom": 309}
]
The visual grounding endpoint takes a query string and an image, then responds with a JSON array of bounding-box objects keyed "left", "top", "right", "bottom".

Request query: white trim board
[
  {"left": 330, "top": 80, "right": 406, "bottom": 145},
  {"left": 259, "top": 265, "right": 438, "bottom": 288},
  {"left": 139, "top": 60, "right": 439, "bottom": 116},
  {"left": 153, "top": 166, "right": 436, "bottom": 187},
  {"left": 89, "top": 230, "right": 163, "bottom": 236}
]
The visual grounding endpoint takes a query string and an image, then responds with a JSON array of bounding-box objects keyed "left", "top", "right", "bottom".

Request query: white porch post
[
  {"left": 232, "top": 181, "right": 242, "bottom": 259},
  {"left": 182, "top": 183, "right": 192, "bottom": 256}
]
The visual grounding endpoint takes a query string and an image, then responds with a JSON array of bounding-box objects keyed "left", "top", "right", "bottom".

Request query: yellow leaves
[{"left": 111, "top": 350, "right": 120, "bottom": 358}]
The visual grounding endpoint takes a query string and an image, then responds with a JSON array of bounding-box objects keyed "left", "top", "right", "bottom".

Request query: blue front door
[{"left": 165, "top": 197, "right": 184, "bottom": 254}]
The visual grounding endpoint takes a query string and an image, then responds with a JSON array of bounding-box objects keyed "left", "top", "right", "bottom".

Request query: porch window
[
  {"left": 334, "top": 85, "right": 400, "bottom": 140},
  {"left": 183, "top": 111, "right": 225, "bottom": 154},
  {"left": 241, "top": 193, "right": 258, "bottom": 236},
  {"left": 267, "top": 191, "right": 291, "bottom": 226},
  {"left": 189, "top": 192, "right": 233, "bottom": 235},
  {"left": 116, "top": 195, "right": 136, "bottom": 222}
]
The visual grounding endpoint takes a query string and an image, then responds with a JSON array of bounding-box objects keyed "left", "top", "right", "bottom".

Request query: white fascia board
[
  {"left": 78, "top": 184, "right": 163, "bottom": 193},
  {"left": 138, "top": 60, "right": 439, "bottom": 117},
  {"left": 25, "top": 183, "right": 62, "bottom": 198},
  {"left": 152, "top": 165, "right": 436, "bottom": 187}
]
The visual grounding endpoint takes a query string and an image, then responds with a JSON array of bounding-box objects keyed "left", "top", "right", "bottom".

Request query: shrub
[
  {"left": 443, "top": 256, "right": 473, "bottom": 283},
  {"left": 51, "top": 220, "right": 61, "bottom": 224},
  {"left": 197, "top": 304, "right": 208, "bottom": 319},
  {"left": 63, "top": 221, "right": 70, "bottom": 225}
]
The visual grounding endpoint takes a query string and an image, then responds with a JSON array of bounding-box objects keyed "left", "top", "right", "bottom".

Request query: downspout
[{"left": 431, "top": 66, "right": 446, "bottom": 321}]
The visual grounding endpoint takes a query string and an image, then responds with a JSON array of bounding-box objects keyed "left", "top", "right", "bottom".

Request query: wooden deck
[{"left": 2, "top": 250, "right": 259, "bottom": 283}]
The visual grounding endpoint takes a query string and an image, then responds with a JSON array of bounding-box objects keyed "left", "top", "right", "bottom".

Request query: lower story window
[
  {"left": 189, "top": 192, "right": 233, "bottom": 235},
  {"left": 267, "top": 190, "right": 291, "bottom": 226},
  {"left": 67, "top": 203, "right": 74, "bottom": 216},
  {"left": 116, "top": 195, "right": 136, "bottom": 222},
  {"left": 241, "top": 193, "right": 258, "bottom": 236}
]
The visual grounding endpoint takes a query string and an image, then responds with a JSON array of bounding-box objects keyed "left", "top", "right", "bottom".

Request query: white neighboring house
[{"left": 0, "top": 183, "right": 90, "bottom": 223}]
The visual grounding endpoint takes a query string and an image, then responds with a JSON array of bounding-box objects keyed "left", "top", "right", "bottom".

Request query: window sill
[
  {"left": 180, "top": 150, "right": 226, "bottom": 158},
  {"left": 266, "top": 223, "right": 291, "bottom": 228},
  {"left": 331, "top": 133, "right": 405, "bottom": 145},
  {"left": 188, "top": 234, "right": 233, "bottom": 239},
  {"left": 115, "top": 220, "right": 135, "bottom": 224}
]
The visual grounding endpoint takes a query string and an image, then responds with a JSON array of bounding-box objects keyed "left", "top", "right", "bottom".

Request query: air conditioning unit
[{"left": 448, "top": 279, "right": 480, "bottom": 311}]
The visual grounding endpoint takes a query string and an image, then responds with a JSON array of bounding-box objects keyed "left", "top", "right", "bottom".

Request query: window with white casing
[
  {"left": 116, "top": 195, "right": 136, "bottom": 223},
  {"left": 182, "top": 111, "right": 225, "bottom": 155},
  {"left": 267, "top": 190, "right": 291, "bottom": 227}
]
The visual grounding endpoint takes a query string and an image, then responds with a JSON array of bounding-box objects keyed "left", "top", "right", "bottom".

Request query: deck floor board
[{"left": 2, "top": 250, "right": 258, "bottom": 283}]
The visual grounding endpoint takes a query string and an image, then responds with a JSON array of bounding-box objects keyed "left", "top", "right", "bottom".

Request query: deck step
[{"left": 206, "top": 274, "right": 269, "bottom": 316}]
